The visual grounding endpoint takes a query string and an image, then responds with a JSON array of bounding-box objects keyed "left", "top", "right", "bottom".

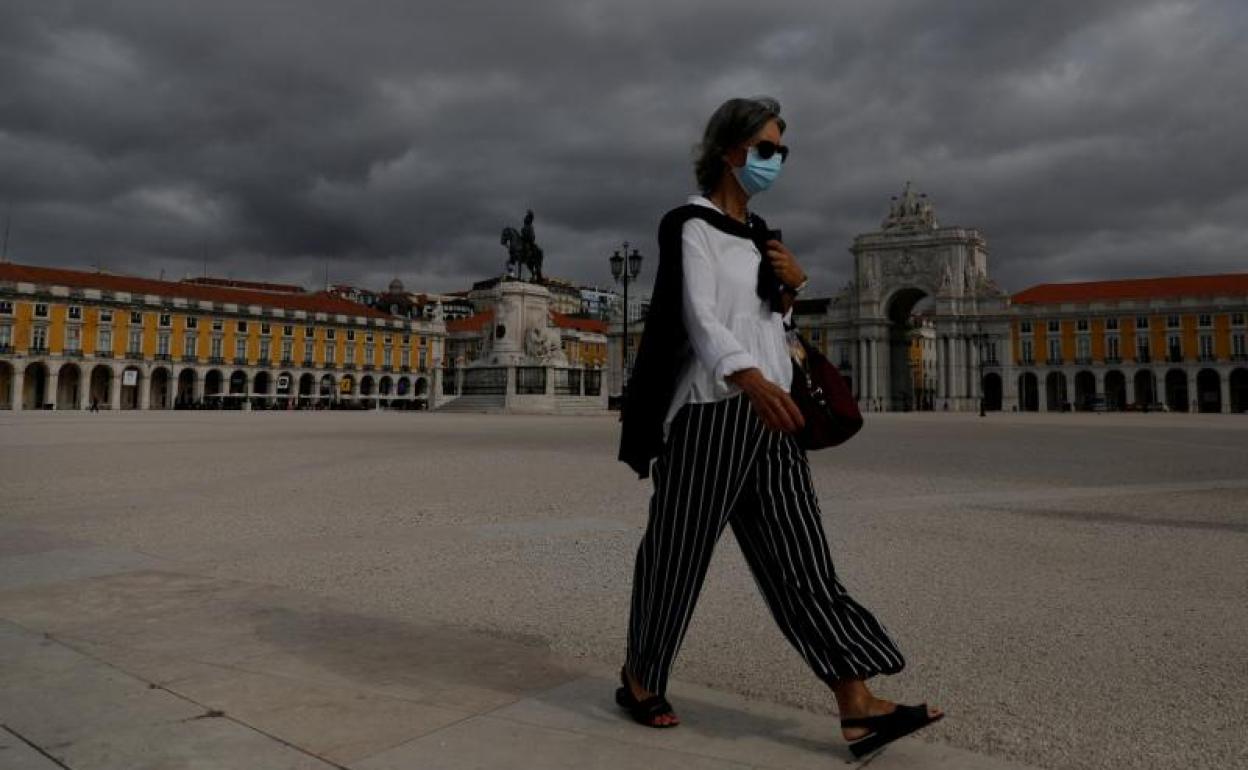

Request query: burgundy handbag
[{"left": 787, "top": 330, "right": 863, "bottom": 449}]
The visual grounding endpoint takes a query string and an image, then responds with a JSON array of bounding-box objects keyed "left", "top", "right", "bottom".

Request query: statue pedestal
[{"left": 475, "top": 279, "right": 567, "bottom": 368}]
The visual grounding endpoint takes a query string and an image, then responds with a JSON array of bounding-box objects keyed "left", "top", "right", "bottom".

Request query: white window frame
[
  {"left": 159, "top": 313, "right": 172, "bottom": 327},
  {"left": 157, "top": 332, "right": 171, "bottom": 356},
  {"left": 32, "top": 325, "right": 49, "bottom": 349},
  {"left": 0, "top": 300, "right": 12, "bottom": 315},
  {"left": 35, "top": 303, "right": 50, "bottom": 318},
  {"left": 98, "top": 327, "right": 112, "bottom": 353},
  {"left": 130, "top": 310, "right": 143, "bottom": 324},
  {"left": 65, "top": 324, "right": 82, "bottom": 351}
]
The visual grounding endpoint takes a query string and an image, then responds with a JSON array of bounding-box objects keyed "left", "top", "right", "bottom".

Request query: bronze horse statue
[{"left": 500, "top": 210, "right": 544, "bottom": 282}]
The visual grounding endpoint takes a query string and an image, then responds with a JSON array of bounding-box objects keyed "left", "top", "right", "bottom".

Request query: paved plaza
[{"left": 1, "top": 410, "right": 1245, "bottom": 770}]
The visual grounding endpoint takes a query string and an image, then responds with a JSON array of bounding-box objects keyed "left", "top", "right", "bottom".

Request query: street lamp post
[{"left": 610, "top": 242, "right": 643, "bottom": 394}]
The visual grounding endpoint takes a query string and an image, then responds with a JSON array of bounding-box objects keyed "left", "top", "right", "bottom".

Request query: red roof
[
  {"left": 446, "top": 309, "right": 494, "bottom": 333},
  {"left": 550, "top": 311, "right": 607, "bottom": 334},
  {"left": 0, "top": 261, "right": 391, "bottom": 319},
  {"left": 182, "top": 276, "right": 306, "bottom": 294},
  {"left": 1012, "top": 274, "right": 1248, "bottom": 305}
]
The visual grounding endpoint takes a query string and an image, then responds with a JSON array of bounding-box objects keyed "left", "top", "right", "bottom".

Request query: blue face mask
[{"left": 732, "top": 145, "right": 784, "bottom": 197}]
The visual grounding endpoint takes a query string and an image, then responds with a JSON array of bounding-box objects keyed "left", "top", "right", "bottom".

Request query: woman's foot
[
  {"left": 616, "top": 668, "right": 683, "bottom": 728},
  {"left": 838, "top": 696, "right": 941, "bottom": 742}
]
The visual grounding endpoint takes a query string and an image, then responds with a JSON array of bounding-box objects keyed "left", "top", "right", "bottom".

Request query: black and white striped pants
[{"left": 625, "top": 392, "right": 905, "bottom": 696}]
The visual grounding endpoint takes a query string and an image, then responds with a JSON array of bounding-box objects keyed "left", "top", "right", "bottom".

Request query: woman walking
[{"left": 616, "top": 96, "right": 942, "bottom": 758}]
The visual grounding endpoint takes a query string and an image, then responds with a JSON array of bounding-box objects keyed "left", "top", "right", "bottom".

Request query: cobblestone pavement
[{"left": 2, "top": 410, "right": 1244, "bottom": 770}]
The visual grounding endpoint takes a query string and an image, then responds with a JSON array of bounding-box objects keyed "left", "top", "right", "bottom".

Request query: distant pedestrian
[
  {"left": 90, "top": 396, "right": 99, "bottom": 413},
  {"left": 617, "top": 96, "right": 942, "bottom": 759}
]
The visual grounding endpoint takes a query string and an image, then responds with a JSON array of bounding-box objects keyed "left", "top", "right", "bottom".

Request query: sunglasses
[{"left": 752, "top": 140, "right": 789, "bottom": 163}]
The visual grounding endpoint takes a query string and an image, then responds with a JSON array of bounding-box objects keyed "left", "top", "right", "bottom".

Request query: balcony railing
[
  {"left": 382, "top": 364, "right": 393, "bottom": 372},
  {"left": 302, "top": 359, "right": 314, "bottom": 368},
  {"left": 95, "top": 350, "right": 113, "bottom": 359},
  {"left": 1074, "top": 356, "right": 1092, "bottom": 366},
  {"left": 154, "top": 353, "right": 172, "bottom": 361},
  {"left": 362, "top": 364, "right": 375, "bottom": 371},
  {"left": 209, "top": 356, "right": 225, "bottom": 365},
  {"left": 1104, "top": 356, "right": 1122, "bottom": 365},
  {"left": 400, "top": 365, "right": 411, "bottom": 373},
  {"left": 181, "top": 354, "right": 198, "bottom": 363},
  {"left": 1135, "top": 353, "right": 1151, "bottom": 363},
  {"left": 1167, "top": 353, "right": 1184, "bottom": 363},
  {"left": 280, "top": 358, "right": 294, "bottom": 366},
  {"left": 1232, "top": 353, "right": 1248, "bottom": 361},
  {"left": 1198, "top": 354, "right": 1217, "bottom": 362},
  {"left": 65, "top": 348, "right": 84, "bottom": 358},
  {"left": 125, "top": 350, "right": 144, "bottom": 360},
  {"left": 256, "top": 357, "right": 271, "bottom": 367},
  {"left": 1045, "top": 357, "right": 1064, "bottom": 366},
  {"left": 343, "top": 363, "right": 356, "bottom": 370},
  {"left": 1020, "top": 357, "right": 1035, "bottom": 365},
  {"left": 233, "top": 356, "right": 248, "bottom": 365}
]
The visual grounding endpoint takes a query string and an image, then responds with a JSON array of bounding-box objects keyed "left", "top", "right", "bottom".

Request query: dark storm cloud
[{"left": 1, "top": 0, "right": 1245, "bottom": 296}]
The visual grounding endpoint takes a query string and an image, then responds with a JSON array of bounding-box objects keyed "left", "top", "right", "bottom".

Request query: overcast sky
[{"left": 1, "top": 0, "right": 1244, "bottom": 299}]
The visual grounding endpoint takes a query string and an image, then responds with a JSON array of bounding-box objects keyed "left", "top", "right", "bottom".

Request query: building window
[
  {"left": 235, "top": 338, "right": 247, "bottom": 361},
  {"left": 1106, "top": 335, "right": 1120, "bottom": 359},
  {"left": 236, "top": 321, "right": 248, "bottom": 334},
  {"left": 1166, "top": 315, "right": 1180, "bottom": 329},
  {"left": 325, "top": 345, "right": 335, "bottom": 365},
  {"left": 1233, "top": 333, "right": 1246, "bottom": 357},
  {"left": 366, "top": 332, "right": 374, "bottom": 343},
  {"left": 1199, "top": 335, "right": 1214, "bottom": 359},
  {"left": 186, "top": 316, "right": 198, "bottom": 329},
  {"left": 347, "top": 329, "right": 355, "bottom": 341},
  {"left": 1136, "top": 335, "right": 1150, "bottom": 360},
  {"left": 418, "top": 349, "right": 427, "bottom": 369},
  {"left": 304, "top": 326, "right": 314, "bottom": 339},
  {"left": 364, "top": 343, "right": 375, "bottom": 362},
  {"left": 1076, "top": 319, "right": 1088, "bottom": 332},
  {"left": 1198, "top": 314, "right": 1212, "bottom": 328},
  {"left": 261, "top": 322, "right": 271, "bottom": 335},
  {"left": 1047, "top": 338, "right": 1061, "bottom": 362},
  {"left": 283, "top": 325, "right": 294, "bottom": 337},
  {"left": 98, "top": 328, "right": 112, "bottom": 353},
  {"left": 383, "top": 334, "right": 392, "bottom": 344},
  {"left": 212, "top": 318, "right": 223, "bottom": 332},
  {"left": 1167, "top": 335, "right": 1182, "bottom": 361},
  {"left": 401, "top": 349, "right": 410, "bottom": 368},
  {"left": 383, "top": 348, "right": 392, "bottom": 368},
  {"left": 131, "top": 310, "right": 143, "bottom": 324},
  {"left": 0, "top": 324, "right": 12, "bottom": 348},
  {"left": 402, "top": 333, "right": 410, "bottom": 344},
  {"left": 159, "top": 313, "right": 171, "bottom": 327},
  {"left": 259, "top": 338, "right": 270, "bottom": 361},
  {"left": 1021, "top": 339, "right": 1034, "bottom": 363},
  {"left": 1076, "top": 336, "right": 1090, "bottom": 360},
  {"left": 1047, "top": 320, "right": 1060, "bottom": 333},
  {"left": 68, "top": 305, "right": 83, "bottom": 320},
  {"left": 345, "top": 345, "right": 355, "bottom": 364},
  {"left": 184, "top": 333, "right": 197, "bottom": 357},
  {"left": 32, "top": 325, "right": 48, "bottom": 350},
  {"left": 1233, "top": 313, "right": 1245, "bottom": 327},
  {"left": 210, "top": 336, "right": 223, "bottom": 359},
  {"left": 99, "top": 308, "right": 112, "bottom": 323},
  {"left": 281, "top": 339, "right": 293, "bottom": 362},
  {"left": 128, "top": 328, "right": 142, "bottom": 354},
  {"left": 1106, "top": 317, "right": 1119, "bottom": 330},
  {"left": 1020, "top": 320, "right": 1032, "bottom": 334},
  {"left": 0, "top": 300, "right": 12, "bottom": 315},
  {"left": 158, "top": 333, "right": 170, "bottom": 356},
  {"left": 326, "top": 328, "right": 336, "bottom": 340},
  {"left": 35, "top": 303, "right": 49, "bottom": 318},
  {"left": 1136, "top": 316, "right": 1149, "bottom": 329},
  {"left": 65, "top": 325, "right": 82, "bottom": 352},
  {"left": 985, "top": 340, "right": 999, "bottom": 364}
]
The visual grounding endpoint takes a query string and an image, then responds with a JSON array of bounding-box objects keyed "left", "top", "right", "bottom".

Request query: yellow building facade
[{"left": 0, "top": 263, "right": 447, "bottom": 410}]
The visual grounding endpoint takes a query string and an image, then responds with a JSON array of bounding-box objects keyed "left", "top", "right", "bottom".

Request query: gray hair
[{"left": 694, "top": 97, "right": 786, "bottom": 194}]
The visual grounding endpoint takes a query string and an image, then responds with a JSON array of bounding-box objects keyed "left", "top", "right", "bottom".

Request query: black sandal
[
  {"left": 614, "top": 667, "right": 680, "bottom": 728},
  {"left": 841, "top": 703, "right": 943, "bottom": 758}
]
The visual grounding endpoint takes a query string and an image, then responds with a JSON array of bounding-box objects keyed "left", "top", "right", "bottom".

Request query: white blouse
[{"left": 662, "top": 195, "right": 794, "bottom": 440}]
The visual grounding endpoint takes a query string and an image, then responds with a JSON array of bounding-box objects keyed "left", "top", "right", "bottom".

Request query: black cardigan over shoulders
[{"left": 617, "top": 203, "right": 781, "bottom": 479}]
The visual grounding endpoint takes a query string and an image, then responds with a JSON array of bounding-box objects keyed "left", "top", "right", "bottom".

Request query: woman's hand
[
  {"left": 766, "top": 240, "right": 807, "bottom": 289},
  {"left": 726, "top": 367, "right": 805, "bottom": 433}
]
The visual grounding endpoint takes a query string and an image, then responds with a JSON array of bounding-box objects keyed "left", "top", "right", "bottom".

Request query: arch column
[
  {"left": 936, "top": 336, "right": 947, "bottom": 401},
  {"left": 78, "top": 374, "right": 91, "bottom": 411},
  {"left": 1221, "top": 371, "right": 1232, "bottom": 413},
  {"left": 45, "top": 371, "right": 59, "bottom": 409},
  {"left": 110, "top": 366, "right": 122, "bottom": 410},
  {"left": 139, "top": 368, "right": 151, "bottom": 410},
  {"left": 12, "top": 369, "right": 24, "bottom": 411},
  {"left": 1125, "top": 374, "right": 1136, "bottom": 406},
  {"left": 1186, "top": 369, "right": 1196, "bottom": 413}
]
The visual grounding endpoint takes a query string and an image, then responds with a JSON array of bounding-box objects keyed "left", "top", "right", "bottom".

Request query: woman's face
[{"left": 724, "top": 118, "right": 784, "bottom": 170}]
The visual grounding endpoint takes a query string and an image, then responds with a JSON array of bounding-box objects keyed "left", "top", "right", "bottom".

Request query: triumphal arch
[{"left": 802, "top": 184, "right": 1012, "bottom": 411}]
